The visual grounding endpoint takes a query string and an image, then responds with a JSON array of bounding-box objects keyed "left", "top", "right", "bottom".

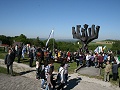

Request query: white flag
[
  {"left": 46, "top": 30, "right": 54, "bottom": 46},
  {"left": 94, "top": 46, "right": 103, "bottom": 53},
  {"left": 94, "top": 47, "right": 99, "bottom": 53}
]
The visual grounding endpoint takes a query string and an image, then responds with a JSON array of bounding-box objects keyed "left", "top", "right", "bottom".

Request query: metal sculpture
[{"left": 72, "top": 24, "right": 100, "bottom": 52}]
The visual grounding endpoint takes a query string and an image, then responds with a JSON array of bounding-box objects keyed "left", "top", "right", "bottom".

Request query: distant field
[{"left": 89, "top": 42, "right": 112, "bottom": 50}]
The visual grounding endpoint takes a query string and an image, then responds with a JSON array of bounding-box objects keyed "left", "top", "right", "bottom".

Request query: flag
[
  {"left": 94, "top": 46, "right": 103, "bottom": 53},
  {"left": 46, "top": 30, "right": 54, "bottom": 46},
  {"left": 102, "top": 46, "right": 106, "bottom": 50},
  {"left": 94, "top": 47, "right": 99, "bottom": 53}
]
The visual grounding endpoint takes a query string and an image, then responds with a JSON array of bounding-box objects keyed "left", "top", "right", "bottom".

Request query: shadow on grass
[{"left": 19, "top": 58, "right": 29, "bottom": 63}]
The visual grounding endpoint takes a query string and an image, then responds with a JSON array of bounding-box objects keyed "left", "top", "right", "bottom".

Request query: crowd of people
[
  {"left": 4, "top": 44, "right": 71, "bottom": 90},
  {"left": 4, "top": 44, "right": 120, "bottom": 89},
  {"left": 72, "top": 51, "right": 120, "bottom": 82}
]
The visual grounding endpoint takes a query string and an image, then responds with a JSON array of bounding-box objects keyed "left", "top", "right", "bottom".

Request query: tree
[
  {"left": 56, "top": 41, "right": 80, "bottom": 52},
  {"left": 34, "top": 37, "right": 44, "bottom": 47},
  {"left": 0, "top": 35, "right": 12, "bottom": 45},
  {"left": 14, "top": 34, "right": 28, "bottom": 44}
]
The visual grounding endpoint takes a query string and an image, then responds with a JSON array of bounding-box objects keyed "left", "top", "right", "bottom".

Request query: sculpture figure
[{"left": 72, "top": 24, "right": 100, "bottom": 52}]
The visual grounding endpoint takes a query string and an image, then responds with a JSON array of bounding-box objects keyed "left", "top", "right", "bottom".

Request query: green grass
[
  {"left": 54, "top": 62, "right": 61, "bottom": 72},
  {"left": 0, "top": 66, "right": 19, "bottom": 76},
  {"left": 0, "top": 66, "right": 8, "bottom": 74},
  {"left": 0, "top": 47, "right": 7, "bottom": 59},
  {"left": 68, "top": 62, "right": 77, "bottom": 73},
  {"left": 54, "top": 62, "right": 77, "bottom": 74}
]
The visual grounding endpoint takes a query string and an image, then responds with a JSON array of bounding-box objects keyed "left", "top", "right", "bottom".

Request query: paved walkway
[
  {"left": 0, "top": 59, "right": 120, "bottom": 90},
  {"left": 77, "top": 66, "right": 100, "bottom": 76}
]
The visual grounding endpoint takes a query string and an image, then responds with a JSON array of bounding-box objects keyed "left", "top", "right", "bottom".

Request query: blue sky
[{"left": 0, "top": 0, "right": 120, "bottom": 40}]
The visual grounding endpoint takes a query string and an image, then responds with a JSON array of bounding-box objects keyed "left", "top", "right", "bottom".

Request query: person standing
[
  {"left": 57, "top": 63, "right": 65, "bottom": 90},
  {"left": 79, "top": 53, "right": 84, "bottom": 66},
  {"left": 98, "top": 53, "right": 104, "bottom": 68},
  {"left": 36, "top": 59, "right": 40, "bottom": 79},
  {"left": 31, "top": 45, "right": 36, "bottom": 61},
  {"left": 112, "top": 61, "right": 119, "bottom": 81},
  {"left": 40, "top": 63, "right": 46, "bottom": 89},
  {"left": 17, "top": 46, "right": 22, "bottom": 63},
  {"left": 22, "top": 45, "right": 26, "bottom": 60},
  {"left": 5, "top": 48, "right": 14, "bottom": 75},
  {"left": 103, "top": 53, "right": 108, "bottom": 64},
  {"left": 76, "top": 52, "right": 80, "bottom": 67},
  {"left": 64, "top": 60, "right": 70, "bottom": 88},
  {"left": 45, "top": 62, "right": 53, "bottom": 90},
  {"left": 67, "top": 51, "right": 70, "bottom": 62},
  {"left": 104, "top": 61, "right": 111, "bottom": 82},
  {"left": 86, "top": 53, "right": 91, "bottom": 67},
  {"left": 94, "top": 53, "right": 98, "bottom": 68},
  {"left": 41, "top": 48, "right": 44, "bottom": 63},
  {"left": 29, "top": 49, "right": 34, "bottom": 67}
]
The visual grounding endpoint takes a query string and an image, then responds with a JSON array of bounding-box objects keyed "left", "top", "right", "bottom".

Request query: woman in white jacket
[{"left": 57, "top": 63, "right": 65, "bottom": 90}]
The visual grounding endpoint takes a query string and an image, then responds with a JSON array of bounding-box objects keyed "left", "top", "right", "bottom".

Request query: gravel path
[
  {"left": 0, "top": 59, "right": 120, "bottom": 90},
  {"left": 0, "top": 73, "right": 40, "bottom": 90}
]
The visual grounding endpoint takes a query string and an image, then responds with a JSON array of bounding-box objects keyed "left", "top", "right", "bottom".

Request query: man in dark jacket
[
  {"left": 112, "top": 61, "right": 119, "bottom": 81},
  {"left": 29, "top": 49, "right": 34, "bottom": 67},
  {"left": 5, "top": 48, "right": 14, "bottom": 75},
  {"left": 17, "top": 46, "right": 22, "bottom": 63}
]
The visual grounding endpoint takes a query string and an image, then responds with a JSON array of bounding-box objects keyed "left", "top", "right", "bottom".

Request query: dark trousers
[
  {"left": 57, "top": 83, "right": 65, "bottom": 90},
  {"left": 17, "top": 56, "right": 21, "bottom": 63},
  {"left": 113, "top": 73, "right": 118, "bottom": 81},
  {"left": 29, "top": 59, "right": 33, "bottom": 67},
  {"left": 76, "top": 59, "right": 79, "bottom": 67},
  {"left": 7, "top": 64, "right": 13, "bottom": 75},
  {"left": 65, "top": 74, "right": 68, "bottom": 84},
  {"left": 36, "top": 68, "right": 40, "bottom": 79},
  {"left": 99, "top": 62, "right": 103, "bottom": 68}
]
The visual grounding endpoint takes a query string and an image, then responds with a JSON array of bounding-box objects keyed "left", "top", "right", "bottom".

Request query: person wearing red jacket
[{"left": 98, "top": 53, "right": 104, "bottom": 68}]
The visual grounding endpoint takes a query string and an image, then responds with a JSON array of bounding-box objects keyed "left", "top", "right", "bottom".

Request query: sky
[{"left": 0, "top": 0, "right": 120, "bottom": 40}]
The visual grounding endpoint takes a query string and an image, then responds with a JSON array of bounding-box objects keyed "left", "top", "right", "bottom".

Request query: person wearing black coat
[
  {"left": 112, "top": 61, "right": 119, "bottom": 81},
  {"left": 29, "top": 50, "right": 34, "bottom": 67},
  {"left": 5, "top": 48, "right": 14, "bottom": 75},
  {"left": 17, "top": 46, "right": 22, "bottom": 63}
]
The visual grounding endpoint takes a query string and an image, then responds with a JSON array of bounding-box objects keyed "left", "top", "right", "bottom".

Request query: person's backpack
[
  {"left": 57, "top": 73, "right": 61, "bottom": 81},
  {"left": 56, "top": 68, "right": 63, "bottom": 82}
]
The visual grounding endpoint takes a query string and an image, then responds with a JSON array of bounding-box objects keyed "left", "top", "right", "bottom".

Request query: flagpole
[
  {"left": 46, "top": 30, "right": 54, "bottom": 47},
  {"left": 53, "top": 29, "right": 54, "bottom": 57}
]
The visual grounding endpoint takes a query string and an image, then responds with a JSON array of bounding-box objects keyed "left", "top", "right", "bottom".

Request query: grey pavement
[
  {"left": 0, "top": 59, "right": 120, "bottom": 90},
  {"left": 77, "top": 66, "right": 100, "bottom": 76},
  {"left": 0, "top": 73, "right": 40, "bottom": 90}
]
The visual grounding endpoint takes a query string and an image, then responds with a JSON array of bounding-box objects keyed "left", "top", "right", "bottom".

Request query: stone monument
[{"left": 72, "top": 24, "right": 100, "bottom": 52}]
